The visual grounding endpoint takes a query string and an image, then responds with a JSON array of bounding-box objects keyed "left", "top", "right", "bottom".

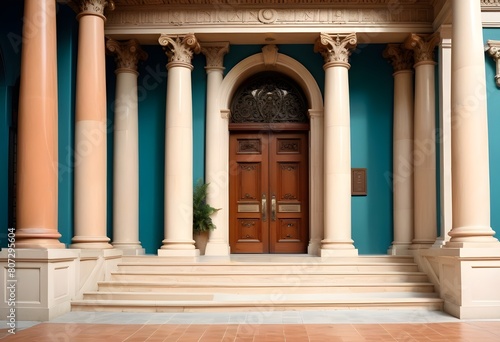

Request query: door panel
[
  {"left": 269, "top": 133, "right": 309, "bottom": 253},
  {"left": 230, "top": 133, "right": 269, "bottom": 253},
  {"left": 230, "top": 131, "right": 308, "bottom": 254}
]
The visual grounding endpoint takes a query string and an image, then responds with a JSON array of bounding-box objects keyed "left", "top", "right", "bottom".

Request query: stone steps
[
  {"left": 71, "top": 255, "right": 443, "bottom": 313},
  {"left": 96, "top": 281, "right": 436, "bottom": 294}
]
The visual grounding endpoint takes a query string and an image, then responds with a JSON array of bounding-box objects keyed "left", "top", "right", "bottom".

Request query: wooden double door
[{"left": 229, "top": 130, "right": 309, "bottom": 253}]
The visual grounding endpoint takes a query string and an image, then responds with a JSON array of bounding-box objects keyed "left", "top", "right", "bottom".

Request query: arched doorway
[{"left": 229, "top": 72, "right": 310, "bottom": 253}]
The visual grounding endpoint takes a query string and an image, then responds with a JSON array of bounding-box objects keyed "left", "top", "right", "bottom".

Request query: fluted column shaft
[
  {"left": 446, "top": 0, "right": 499, "bottom": 247},
  {"left": 383, "top": 44, "right": 414, "bottom": 255},
  {"left": 315, "top": 33, "right": 358, "bottom": 257},
  {"left": 15, "top": 0, "right": 64, "bottom": 248},
  {"left": 158, "top": 34, "right": 201, "bottom": 256},
  {"left": 202, "top": 42, "right": 230, "bottom": 256},
  {"left": 405, "top": 33, "right": 439, "bottom": 249},
  {"left": 106, "top": 39, "right": 147, "bottom": 255},
  {"left": 71, "top": 0, "right": 113, "bottom": 249}
]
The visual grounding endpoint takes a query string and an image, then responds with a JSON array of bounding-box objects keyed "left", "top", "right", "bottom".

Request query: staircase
[{"left": 71, "top": 255, "right": 443, "bottom": 313}]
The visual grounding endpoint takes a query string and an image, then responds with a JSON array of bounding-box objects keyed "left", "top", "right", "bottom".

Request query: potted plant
[{"left": 193, "top": 179, "right": 220, "bottom": 254}]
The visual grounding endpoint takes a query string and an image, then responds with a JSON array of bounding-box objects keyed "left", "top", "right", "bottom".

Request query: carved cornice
[
  {"left": 201, "top": 42, "right": 230, "bottom": 70},
  {"left": 314, "top": 33, "right": 357, "bottom": 67},
  {"left": 404, "top": 33, "right": 439, "bottom": 65},
  {"left": 106, "top": 39, "right": 148, "bottom": 73},
  {"left": 74, "top": 0, "right": 115, "bottom": 19},
  {"left": 159, "top": 34, "right": 201, "bottom": 69},
  {"left": 105, "top": 7, "right": 433, "bottom": 28},
  {"left": 486, "top": 40, "right": 500, "bottom": 87},
  {"left": 482, "top": 0, "right": 500, "bottom": 10},
  {"left": 383, "top": 44, "right": 414, "bottom": 72},
  {"left": 114, "top": 0, "right": 422, "bottom": 4}
]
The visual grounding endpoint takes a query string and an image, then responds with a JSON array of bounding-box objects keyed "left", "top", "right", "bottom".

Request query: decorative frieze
[
  {"left": 314, "top": 33, "right": 357, "bottom": 66},
  {"left": 404, "top": 33, "right": 439, "bottom": 64},
  {"left": 106, "top": 39, "right": 148, "bottom": 72},
  {"left": 486, "top": 40, "right": 500, "bottom": 87},
  {"left": 106, "top": 7, "right": 433, "bottom": 27},
  {"left": 383, "top": 44, "right": 414, "bottom": 72},
  {"left": 158, "top": 33, "right": 200, "bottom": 68}
]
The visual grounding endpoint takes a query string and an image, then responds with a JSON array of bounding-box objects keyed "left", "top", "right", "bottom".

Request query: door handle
[
  {"left": 262, "top": 194, "right": 267, "bottom": 221},
  {"left": 271, "top": 194, "right": 276, "bottom": 221}
]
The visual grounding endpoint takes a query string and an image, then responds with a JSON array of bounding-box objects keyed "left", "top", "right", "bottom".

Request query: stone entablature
[{"left": 106, "top": 7, "right": 434, "bottom": 27}]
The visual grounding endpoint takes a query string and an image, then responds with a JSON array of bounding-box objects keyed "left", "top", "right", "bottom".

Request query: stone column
[
  {"left": 71, "top": 0, "right": 114, "bottom": 249},
  {"left": 434, "top": 26, "right": 453, "bottom": 248},
  {"left": 201, "top": 42, "right": 230, "bottom": 256},
  {"left": 106, "top": 39, "right": 147, "bottom": 255},
  {"left": 446, "top": 0, "right": 499, "bottom": 248},
  {"left": 383, "top": 44, "right": 414, "bottom": 255},
  {"left": 308, "top": 109, "right": 324, "bottom": 256},
  {"left": 158, "top": 34, "right": 201, "bottom": 256},
  {"left": 15, "top": 0, "right": 64, "bottom": 248},
  {"left": 314, "top": 33, "right": 358, "bottom": 257},
  {"left": 405, "top": 33, "right": 439, "bottom": 249}
]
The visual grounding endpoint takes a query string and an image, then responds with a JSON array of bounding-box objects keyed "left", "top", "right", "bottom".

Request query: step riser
[
  {"left": 88, "top": 285, "right": 436, "bottom": 297},
  {"left": 115, "top": 265, "right": 420, "bottom": 273},
  {"left": 122, "top": 257, "right": 416, "bottom": 264},
  {"left": 110, "top": 274, "right": 429, "bottom": 283},
  {"left": 71, "top": 303, "right": 443, "bottom": 313}
]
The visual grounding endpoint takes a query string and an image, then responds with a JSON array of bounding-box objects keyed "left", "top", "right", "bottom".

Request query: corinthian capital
[
  {"left": 314, "top": 33, "right": 357, "bottom": 67},
  {"left": 74, "top": 0, "right": 115, "bottom": 17},
  {"left": 404, "top": 33, "right": 439, "bottom": 65},
  {"left": 159, "top": 34, "right": 201, "bottom": 69},
  {"left": 106, "top": 39, "right": 148, "bottom": 73},
  {"left": 201, "top": 42, "right": 230, "bottom": 70},
  {"left": 383, "top": 44, "right": 414, "bottom": 72},
  {"left": 486, "top": 40, "right": 500, "bottom": 87}
]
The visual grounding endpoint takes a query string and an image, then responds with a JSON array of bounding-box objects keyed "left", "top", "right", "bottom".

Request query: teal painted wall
[
  {"left": 349, "top": 44, "right": 394, "bottom": 254},
  {"left": 0, "top": 1, "right": 23, "bottom": 246},
  {"left": 135, "top": 47, "right": 167, "bottom": 253},
  {"left": 485, "top": 28, "right": 500, "bottom": 238},
  {"left": 56, "top": 5, "right": 78, "bottom": 246}
]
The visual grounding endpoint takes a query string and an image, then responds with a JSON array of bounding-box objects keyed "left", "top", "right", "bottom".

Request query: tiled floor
[{"left": 1, "top": 310, "right": 500, "bottom": 341}]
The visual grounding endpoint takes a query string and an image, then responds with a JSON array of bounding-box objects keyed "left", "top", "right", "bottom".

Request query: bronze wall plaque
[{"left": 352, "top": 168, "right": 367, "bottom": 196}]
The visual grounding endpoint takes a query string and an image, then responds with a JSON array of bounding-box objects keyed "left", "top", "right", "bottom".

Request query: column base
[
  {"left": 387, "top": 243, "right": 412, "bottom": 255},
  {"left": 0, "top": 248, "right": 80, "bottom": 321},
  {"left": 204, "top": 242, "right": 230, "bottom": 256},
  {"left": 431, "top": 237, "right": 447, "bottom": 248},
  {"left": 410, "top": 240, "right": 435, "bottom": 250},
  {"left": 307, "top": 239, "right": 321, "bottom": 256},
  {"left": 70, "top": 236, "right": 113, "bottom": 249},
  {"left": 416, "top": 247, "right": 500, "bottom": 319},
  {"left": 113, "top": 246, "right": 145, "bottom": 256}
]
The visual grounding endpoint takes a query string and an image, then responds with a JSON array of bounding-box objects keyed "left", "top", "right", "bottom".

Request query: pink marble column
[
  {"left": 315, "top": 33, "right": 358, "bottom": 257},
  {"left": 158, "top": 34, "right": 201, "bottom": 256},
  {"left": 446, "top": 0, "right": 499, "bottom": 247},
  {"left": 383, "top": 44, "right": 414, "bottom": 255},
  {"left": 106, "top": 39, "right": 147, "bottom": 255},
  {"left": 405, "top": 33, "right": 439, "bottom": 249},
  {"left": 15, "top": 0, "right": 64, "bottom": 248},
  {"left": 71, "top": 0, "right": 114, "bottom": 249}
]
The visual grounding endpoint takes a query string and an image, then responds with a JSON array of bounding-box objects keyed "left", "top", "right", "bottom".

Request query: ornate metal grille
[{"left": 230, "top": 72, "right": 308, "bottom": 124}]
